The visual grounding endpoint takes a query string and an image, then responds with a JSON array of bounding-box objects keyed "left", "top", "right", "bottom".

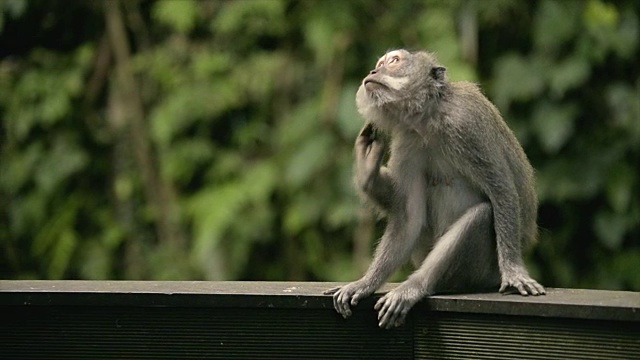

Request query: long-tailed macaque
[{"left": 325, "top": 49, "right": 545, "bottom": 329}]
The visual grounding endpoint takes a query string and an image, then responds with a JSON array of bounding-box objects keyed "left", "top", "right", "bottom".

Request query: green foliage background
[{"left": 1, "top": 0, "right": 638, "bottom": 290}]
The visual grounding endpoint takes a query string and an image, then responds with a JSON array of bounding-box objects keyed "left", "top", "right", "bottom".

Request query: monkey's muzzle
[{"left": 363, "top": 77, "right": 386, "bottom": 91}]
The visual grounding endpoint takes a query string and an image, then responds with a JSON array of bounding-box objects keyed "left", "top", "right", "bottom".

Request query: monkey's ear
[{"left": 430, "top": 66, "right": 447, "bottom": 82}]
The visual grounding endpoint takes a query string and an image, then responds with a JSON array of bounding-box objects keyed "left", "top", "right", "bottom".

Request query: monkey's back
[{"left": 442, "top": 81, "right": 538, "bottom": 247}]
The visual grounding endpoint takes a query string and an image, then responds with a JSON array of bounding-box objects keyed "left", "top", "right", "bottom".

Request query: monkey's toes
[
  {"left": 526, "top": 281, "right": 546, "bottom": 296},
  {"left": 500, "top": 278, "right": 546, "bottom": 296}
]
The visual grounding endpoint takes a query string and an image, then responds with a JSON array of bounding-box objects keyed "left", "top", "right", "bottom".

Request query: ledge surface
[{"left": 1, "top": 280, "right": 638, "bottom": 322}]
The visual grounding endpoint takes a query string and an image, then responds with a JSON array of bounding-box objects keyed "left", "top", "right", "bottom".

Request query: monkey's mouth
[{"left": 364, "top": 79, "right": 386, "bottom": 90}]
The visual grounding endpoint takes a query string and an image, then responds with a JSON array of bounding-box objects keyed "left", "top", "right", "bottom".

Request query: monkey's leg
[{"left": 375, "top": 202, "right": 499, "bottom": 329}]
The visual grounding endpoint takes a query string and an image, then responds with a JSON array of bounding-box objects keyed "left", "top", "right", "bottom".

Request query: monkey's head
[{"left": 356, "top": 49, "right": 448, "bottom": 129}]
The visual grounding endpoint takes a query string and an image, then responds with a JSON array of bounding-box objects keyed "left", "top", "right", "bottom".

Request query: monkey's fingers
[
  {"left": 355, "top": 139, "right": 368, "bottom": 160},
  {"left": 359, "top": 123, "right": 376, "bottom": 139},
  {"left": 375, "top": 297, "right": 392, "bottom": 327},
  {"left": 355, "top": 135, "right": 373, "bottom": 160},
  {"left": 323, "top": 286, "right": 340, "bottom": 295},
  {"left": 350, "top": 292, "right": 365, "bottom": 307},
  {"left": 368, "top": 139, "right": 385, "bottom": 162},
  {"left": 376, "top": 297, "right": 403, "bottom": 329},
  {"left": 335, "top": 290, "right": 353, "bottom": 318}
]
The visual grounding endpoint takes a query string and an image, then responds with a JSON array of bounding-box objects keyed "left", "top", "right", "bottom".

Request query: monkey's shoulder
[
  {"left": 443, "top": 81, "right": 506, "bottom": 128},
  {"left": 449, "top": 80, "right": 483, "bottom": 93},
  {"left": 448, "top": 81, "right": 493, "bottom": 108}
]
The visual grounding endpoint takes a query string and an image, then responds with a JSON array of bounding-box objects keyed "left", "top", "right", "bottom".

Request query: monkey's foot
[
  {"left": 325, "top": 280, "right": 375, "bottom": 319},
  {"left": 374, "top": 285, "right": 421, "bottom": 329},
  {"left": 499, "top": 271, "right": 546, "bottom": 296}
]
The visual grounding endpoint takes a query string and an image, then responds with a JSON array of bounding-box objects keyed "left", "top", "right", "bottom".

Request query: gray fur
[{"left": 325, "top": 49, "right": 544, "bottom": 329}]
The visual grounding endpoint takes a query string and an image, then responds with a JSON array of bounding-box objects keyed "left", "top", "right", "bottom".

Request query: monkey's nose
[{"left": 369, "top": 69, "right": 378, "bottom": 75}]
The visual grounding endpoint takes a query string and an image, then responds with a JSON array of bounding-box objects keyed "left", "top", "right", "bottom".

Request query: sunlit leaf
[
  {"left": 49, "top": 229, "right": 77, "bottom": 279},
  {"left": 34, "top": 137, "right": 89, "bottom": 194},
  {"left": 79, "top": 241, "right": 113, "bottom": 280},
  {"left": 152, "top": 0, "right": 198, "bottom": 34},
  {"left": 531, "top": 102, "right": 577, "bottom": 154},
  {"left": 213, "top": 0, "right": 286, "bottom": 36},
  {"left": 492, "top": 54, "right": 545, "bottom": 109},
  {"left": 232, "top": 52, "right": 288, "bottom": 100},
  {"left": 606, "top": 83, "right": 640, "bottom": 139},
  {"left": 610, "top": 251, "right": 640, "bottom": 290},
  {"left": 188, "top": 161, "right": 276, "bottom": 278},
  {"left": 162, "top": 139, "right": 213, "bottom": 182},
  {"left": 536, "top": 157, "right": 603, "bottom": 202},
  {"left": 0, "top": 142, "right": 41, "bottom": 192},
  {"left": 275, "top": 100, "right": 322, "bottom": 149},
  {"left": 32, "top": 197, "right": 80, "bottom": 279},
  {"left": 284, "top": 193, "right": 323, "bottom": 235},
  {"left": 612, "top": 11, "right": 640, "bottom": 59},
  {"left": 594, "top": 210, "right": 627, "bottom": 250},
  {"left": 335, "top": 82, "right": 362, "bottom": 139},
  {"left": 193, "top": 51, "right": 233, "bottom": 78},
  {"left": 285, "top": 131, "right": 334, "bottom": 187},
  {"left": 304, "top": 15, "right": 335, "bottom": 66},
  {"left": 533, "top": 0, "right": 580, "bottom": 53},
  {"left": 549, "top": 56, "right": 590, "bottom": 97},
  {"left": 605, "top": 164, "right": 635, "bottom": 213},
  {"left": 584, "top": 0, "right": 618, "bottom": 29},
  {"left": 149, "top": 81, "right": 241, "bottom": 145}
]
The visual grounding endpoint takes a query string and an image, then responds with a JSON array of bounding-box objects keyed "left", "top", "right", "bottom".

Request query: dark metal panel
[
  {"left": 1, "top": 302, "right": 413, "bottom": 359},
  {"left": 414, "top": 312, "right": 640, "bottom": 360},
  {"left": 1, "top": 281, "right": 639, "bottom": 359}
]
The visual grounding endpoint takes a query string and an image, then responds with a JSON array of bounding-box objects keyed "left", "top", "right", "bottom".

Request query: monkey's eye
[
  {"left": 388, "top": 56, "right": 400, "bottom": 65},
  {"left": 376, "top": 61, "right": 384, "bottom": 68}
]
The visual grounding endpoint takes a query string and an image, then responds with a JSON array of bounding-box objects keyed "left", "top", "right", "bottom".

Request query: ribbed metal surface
[
  {"left": 1, "top": 306, "right": 412, "bottom": 359},
  {"left": 415, "top": 312, "right": 640, "bottom": 360},
  {"left": 2, "top": 283, "right": 639, "bottom": 359}
]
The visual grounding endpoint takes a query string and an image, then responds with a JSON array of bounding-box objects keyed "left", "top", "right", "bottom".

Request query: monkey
[{"left": 325, "top": 49, "right": 545, "bottom": 329}]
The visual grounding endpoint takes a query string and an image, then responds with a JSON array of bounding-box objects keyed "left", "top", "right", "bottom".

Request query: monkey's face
[
  {"left": 360, "top": 50, "right": 413, "bottom": 104},
  {"left": 356, "top": 49, "right": 448, "bottom": 131}
]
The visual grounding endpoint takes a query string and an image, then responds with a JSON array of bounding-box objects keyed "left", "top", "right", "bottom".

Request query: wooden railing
[{"left": 1, "top": 281, "right": 638, "bottom": 359}]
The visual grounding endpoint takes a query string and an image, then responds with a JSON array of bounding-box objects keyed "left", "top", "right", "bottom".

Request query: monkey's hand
[
  {"left": 374, "top": 283, "right": 422, "bottom": 329},
  {"left": 324, "top": 280, "right": 376, "bottom": 319},
  {"left": 499, "top": 266, "right": 546, "bottom": 296},
  {"left": 355, "top": 124, "right": 385, "bottom": 194}
]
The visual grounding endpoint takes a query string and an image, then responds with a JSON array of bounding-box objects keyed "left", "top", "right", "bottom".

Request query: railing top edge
[{"left": 1, "top": 280, "right": 638, "bottom": 322}]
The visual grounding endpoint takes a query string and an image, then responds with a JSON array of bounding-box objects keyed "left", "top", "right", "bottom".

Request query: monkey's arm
[
  {"left": 326, "top": 208, "right": 424, "bottom": 318},
  {"left": 354, "top": 125, "right": 394, "bottom": 211},
  {"left": 327, "top": 172, "right": 425, "bottom": 318},
  {"left": 449, "top": 126, "right": 544, "bottom": 296}
]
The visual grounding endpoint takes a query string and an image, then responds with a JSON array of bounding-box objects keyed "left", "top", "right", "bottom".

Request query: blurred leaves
[
  {"left": 152, "top": 0, "right": 198, "bottom": 34},
  {"left": 531, "top": 102, "right": 577, "bottom": 154},
  {"left": 0, "top": 0, "right": 638, "bottom": 291},
  {"left": 485, "top": 0, "right": 640, "bottom": 291}
]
